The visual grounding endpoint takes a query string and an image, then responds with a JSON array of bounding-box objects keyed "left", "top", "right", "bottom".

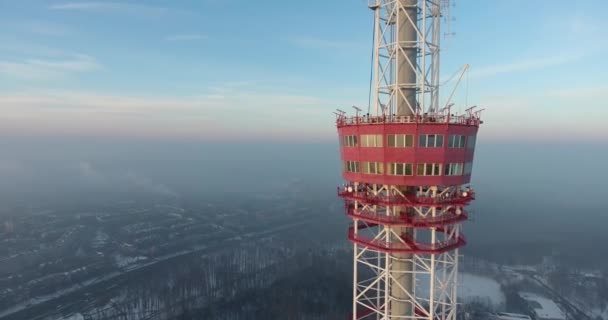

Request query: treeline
[
  {"left": 72, "top": 241, "right": 353, "bottom": 320},
  {"left": 82, "top": 244, "right": 293, "bottom": 320},
  {"left": 191, "top": 249, "right": 352, "bottom": 320}
]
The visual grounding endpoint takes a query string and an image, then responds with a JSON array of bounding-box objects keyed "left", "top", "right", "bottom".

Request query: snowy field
[
  {"left": 417, "top": 272, "right": 506, "bottom": 309},
  {"left": 592, "top": 307, "right": 608, "bottom": 320},
  {"left": 55, "top": 313, "right": 84, "bottom": 320},
  {"left": 519, "top": 292, "right": 566, "bottom": 320},
  {"left": 459, "top": 273, "right": 506, "bottom": 308}
]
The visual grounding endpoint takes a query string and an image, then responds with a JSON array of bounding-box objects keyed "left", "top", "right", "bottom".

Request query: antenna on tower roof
[{"left": 442, "top": 0, "right": 456, "bottom": 43}]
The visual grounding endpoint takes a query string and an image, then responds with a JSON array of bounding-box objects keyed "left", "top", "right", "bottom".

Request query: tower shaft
[
  {"left": 395, "top": 0, "right": 418, "bottom": 116},
  {"left": 392, "top": 1, "right": 417, "bottom": 316}
]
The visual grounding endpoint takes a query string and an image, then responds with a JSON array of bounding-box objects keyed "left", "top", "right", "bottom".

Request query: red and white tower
[{"left": 336, "top": 1, "right": 483, "bottom": 319}]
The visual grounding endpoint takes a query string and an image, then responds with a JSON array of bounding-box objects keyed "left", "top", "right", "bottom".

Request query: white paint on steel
[
  {"left": 352, "top": 185, "right": 463, "bottom": 319},
  {"left": 370, "top": 0, "right": 445, "bottom": 117}
]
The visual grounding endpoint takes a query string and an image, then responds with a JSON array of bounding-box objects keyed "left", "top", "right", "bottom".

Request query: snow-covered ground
[
  {"left": 519, "top": 292, "right": 566, "bottom": 320},
  {"left": 114, "top": 255, "right": 148, "bottom": 268},
  {"left": 0, "top": 270, "right": 122, "bottom": 319},
  {"left": 417, "top": 272, "right": 506, "bottom": 310},
  {"left": 591, "top": 306, "right": 608, "bottom": 320},
  {"left": 92, "top": 231, "right": 108, "bottom": 248},
  {"left": 0, "top": 220, "right": 310, "bottom": 319},
  {"left": 460, "top": 273, "right": 506, "bottom": 309},
  {"left": 55, "top": 313, "right": 84, "bottom": 320},
  {"left": 493, "top": 312, "right": 532, "bottom": 320}
]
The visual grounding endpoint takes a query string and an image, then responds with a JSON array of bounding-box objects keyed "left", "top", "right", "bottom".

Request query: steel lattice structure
[
  {"left": 335, "top": 1, "right": 483, "bottom": 319},
  {"left": 339, "top": 184, "right": 473, "bottom": 319},
  {"left": 371, "top": 0, "right": 443, "bottom": 116}
]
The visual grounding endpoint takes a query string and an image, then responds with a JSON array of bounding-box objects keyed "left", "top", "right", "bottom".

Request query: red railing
[
  {"left": 337, "top": 187, "right": 475, "bottom": 207},
  {"left": 347, "top": 228, "right": 466, "bottom": 254},
  {"left": 345, "top": 205, "right": 467, "bottom": 227},
  {"left": 336, "top": 114, "right": 482, "bottom": 128},
  {"left": 347, "top": 308, "right": 374, "bottom": 320}
]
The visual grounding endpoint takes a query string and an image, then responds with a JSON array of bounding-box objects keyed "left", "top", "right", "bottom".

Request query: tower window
[
  {"left": 362, "top": 162, "right": 384, "bottom": 174},
  {"left": 445, "top": 163, "right": 464, "bottom": 176},
  {"left": 360, "top": 134, "right": 383, "bottom": 147},
  {"left": 342, "top": 135, "right": 358, "bottom": 147},
  {"left": 344, "top": 161, "right": 360, "bottom": 173},
  {"left": 416, "top": 163, "right": 442, "bottom": 176},
  {"left": 419, "top": 134, "right": 444, "bottom": 148},
  {"left": 387, "top": 134, "right": 414, "bottom": 147},
  {"left": 448, "top": 135, "right": 466, "bottom": 148},
  {"left": 387, "top": 163, "right": 413, "bottom": 176}
]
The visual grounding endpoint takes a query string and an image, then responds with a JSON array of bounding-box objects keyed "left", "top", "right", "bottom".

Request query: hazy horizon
[{"left": 2, "top": 138, "right": 607, "bottom": 259}]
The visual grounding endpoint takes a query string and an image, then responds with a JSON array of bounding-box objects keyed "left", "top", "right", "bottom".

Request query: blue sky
[{"left": 0, "top": 0, "right": 607, "bottom": 142}]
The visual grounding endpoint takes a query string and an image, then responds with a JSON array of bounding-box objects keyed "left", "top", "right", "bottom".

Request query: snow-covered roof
[
  {"left": 519, "top": 292, "right": 566, "bottom": 320},
  {"left": 494, "top": 312, "right": 532, "bottom": 320}
]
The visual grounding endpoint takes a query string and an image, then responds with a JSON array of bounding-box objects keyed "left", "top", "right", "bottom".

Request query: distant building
[
  {"left": 540, "top": 255, "right": 557, "bottom": 274},
  {"left": 3, "top": 220, "right": 14, "bottom": 233},
  {"left": 519, "top": 292, "right": 566, "bottom": 320}
]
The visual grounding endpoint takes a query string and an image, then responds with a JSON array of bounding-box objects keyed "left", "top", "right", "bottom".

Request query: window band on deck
[
  {"left": 419, "top": 134, "right": 444, "bottom": 148},
  {"left": 388, "top": 134, "right": 414, "bottom": 148}
]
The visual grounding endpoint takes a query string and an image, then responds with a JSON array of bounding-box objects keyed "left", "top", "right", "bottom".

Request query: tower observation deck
[{"left": 335, "top": 1, "right": 483, "bottom": 319}]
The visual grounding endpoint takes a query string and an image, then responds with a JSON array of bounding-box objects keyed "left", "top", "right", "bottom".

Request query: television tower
[{"left": 336, "top": 1, "right": 482, "bottom": 319}]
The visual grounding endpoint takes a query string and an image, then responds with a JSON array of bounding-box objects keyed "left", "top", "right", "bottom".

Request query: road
[{"left": 521, "top": 271, "right": 592, "bottom": 320}]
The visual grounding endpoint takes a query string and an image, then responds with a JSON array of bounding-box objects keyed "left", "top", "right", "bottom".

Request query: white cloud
[
  {"left": 562, "top": 14, "right": 606, "bottom": 43},
  {"left": 0, "top": 43, "right": 67, "bottom": 57},
  {"left": 463, "top": 11, "right": 605, "bottom": 82},
  {"left": 546, "top": 85, "right": 608, "bottom": 100},
  {"left": 475, "top": 87, "right": 607, "bottom": 142},
  {"left": 165, "top": 34, "right": 207, "bottom": 41},
  {"left": 286, "top": 36, "right": 363, "bottom": 50},
  {"left": 50, "top": 2, "right": 123, "bottom": 10},
  {"left": 0, "top": 91, "right": 203, "bottom": 115},
  {"left": 27, "top": 54, "right": 99, "bottom": 72},
  {"left": 0, "top": 89, "right": 339, "bottom": 140},
  {"left": 540, "top": 13, "right": 608, "bottom": 54},
  {"left": 21, "top": 21, "right": 71, "bottom": 36},
  {"left": 469, "top": 54, "right": 582, "bottom": 79},
  {"left": 206, "top": 81, "right": 257, "bottom": 94},
  {"left": 1, "top": 20, "right": 72, "bottom": 37},
  {"left": 0, "top": 54, "right": 100, "bottom": 80},
  {"left": 49, "top": 2, "right": 171, "bottom": 16}
]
